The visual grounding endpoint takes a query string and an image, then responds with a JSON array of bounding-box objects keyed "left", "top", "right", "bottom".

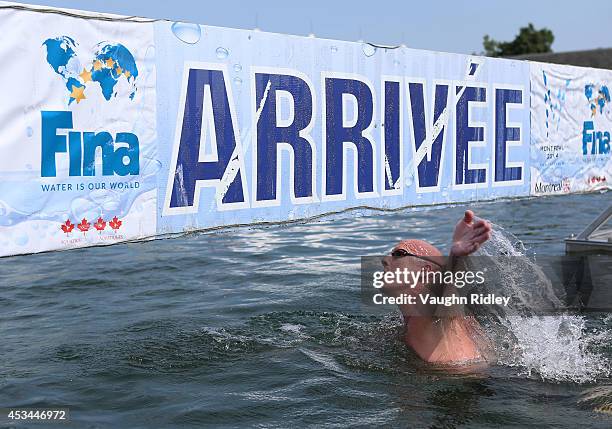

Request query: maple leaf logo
[
  {"left": 94, "top": 217, "right": 106, "bottom": 232},
  {"left": 61, "top": 219, "right": 74, "bottom": 234},
  {"left": 77, "top": 218, "right": 90, "bottom": 233},
  {"left": 562, "top": 179, "right": 571, "bottom": 193},
  {"left": 109, "top": 216, "right": 122, "bottom": 230}
]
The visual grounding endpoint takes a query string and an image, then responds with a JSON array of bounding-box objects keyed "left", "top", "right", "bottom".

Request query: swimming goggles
[{"left": 390, "top": 248, "right": 444, "bottom": 268}]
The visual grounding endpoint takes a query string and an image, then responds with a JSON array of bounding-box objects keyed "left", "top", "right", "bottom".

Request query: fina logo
[
  {"left": 582, "top": 83, "right": 611, "bottom": 156},
  {"left": 40, "top": 36, "right": 140, "bottom": 177}
]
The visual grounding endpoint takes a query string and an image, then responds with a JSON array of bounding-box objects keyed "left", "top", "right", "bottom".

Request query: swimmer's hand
[{"left": 450, "top": 210, "right": 492, "bottom": 257}]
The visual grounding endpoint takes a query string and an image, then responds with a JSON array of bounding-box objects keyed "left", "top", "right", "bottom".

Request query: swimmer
[{"left": 381, "top": 210, "right": 492, "bottom": 364}]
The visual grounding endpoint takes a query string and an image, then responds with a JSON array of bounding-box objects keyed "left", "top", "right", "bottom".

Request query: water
[{"left": 1, "top": 193, "right": 611, "bottom": 428}]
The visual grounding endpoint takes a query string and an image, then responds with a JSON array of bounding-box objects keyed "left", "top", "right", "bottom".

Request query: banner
[
  {"left": 0, "top": 2, "right": 608, "bottom": 257},
  {"left": 531, "top": 62, "right": 612, "bottom": 195},
  {"left": 155, "top": 22, "right": 530, "bottom": 235},
  {"left": 0, "top": 3, "right": 156, "bottom": 256}
]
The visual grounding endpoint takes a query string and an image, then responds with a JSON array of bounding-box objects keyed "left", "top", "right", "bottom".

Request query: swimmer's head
[
  {"left": 392, "top": 239, "right": 442, "bottom": 258},
  {"left": 381, "top": 239, "right": 444, "bottom": 295}
]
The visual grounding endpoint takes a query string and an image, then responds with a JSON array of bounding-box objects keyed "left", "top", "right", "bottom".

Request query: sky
[{"left": 8, "top": 0, "right": 612, "bottom": 55}]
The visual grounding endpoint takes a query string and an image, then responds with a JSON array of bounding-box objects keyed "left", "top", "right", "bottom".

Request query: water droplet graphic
[
  {"left": 90, "top": 189, "right": 111, "bottom": 205},
  {"left": 216, "top": 47, "right": 229, "bottom": 59},
  {"left": 14, "top": 232, "right": 28, "bottom": 246},
  {"left": 70, "top": 197, "right": 98, "bottom": 220},
  {"left": 171, "top": 22, "right": 201, "bottom": 44},
  {"left": 233, "top": 77, "right": 242, "bottom": 86},
  {"left": 26, "top": 127, "right": 33, "bottom": 137},
  {"left": 362, "top": 43, "right": 377, "bottom": 57},
  {"left": 330, "top": 46, "right": 338, "bottom": 53},
  {"left": 102, "top": 200, "right": 120, "bottom": 212},
  {"left": 144, "top": 45, "right": 156, "bottom": 73},
  {"left": 233, "top": 63, "right": 242, "bottom": 72},
  {"left": 393, "top": 59, "right": 400, "bottom": 67}
]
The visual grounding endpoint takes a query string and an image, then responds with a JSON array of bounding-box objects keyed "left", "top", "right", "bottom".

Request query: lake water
[{"left": 1, "top": 193, "right": 611, "bottom": 428}]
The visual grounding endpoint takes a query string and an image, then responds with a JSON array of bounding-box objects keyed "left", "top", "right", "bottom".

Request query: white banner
[
  {"left": 0, "top": 1, "right": 610, "bottom": 257},
  {"left": 530, "top": 62, "right": 612, "bottom": 195},
  {"left": 0, "top": 3, "right": 157, "bottom": 256}
]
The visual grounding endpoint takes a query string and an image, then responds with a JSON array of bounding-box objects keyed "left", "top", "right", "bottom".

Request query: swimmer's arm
[
  {"left": 449, "top": 210, "right": 492, "bottom": 259},
  {"left": 422, "top": 210, "right": 492, "bottom": 305},
  {"left": 443, "top": 210, "right": 492, "bottom": 271}
]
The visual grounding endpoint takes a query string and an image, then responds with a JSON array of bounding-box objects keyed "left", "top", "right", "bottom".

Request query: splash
[{"left": 468, "top": 225, "right": 610, "bottom": 383}]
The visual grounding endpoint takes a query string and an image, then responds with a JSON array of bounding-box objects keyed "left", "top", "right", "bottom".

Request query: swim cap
[{"left": 393, "top": 239, "right": 442, "bottom": 257}]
